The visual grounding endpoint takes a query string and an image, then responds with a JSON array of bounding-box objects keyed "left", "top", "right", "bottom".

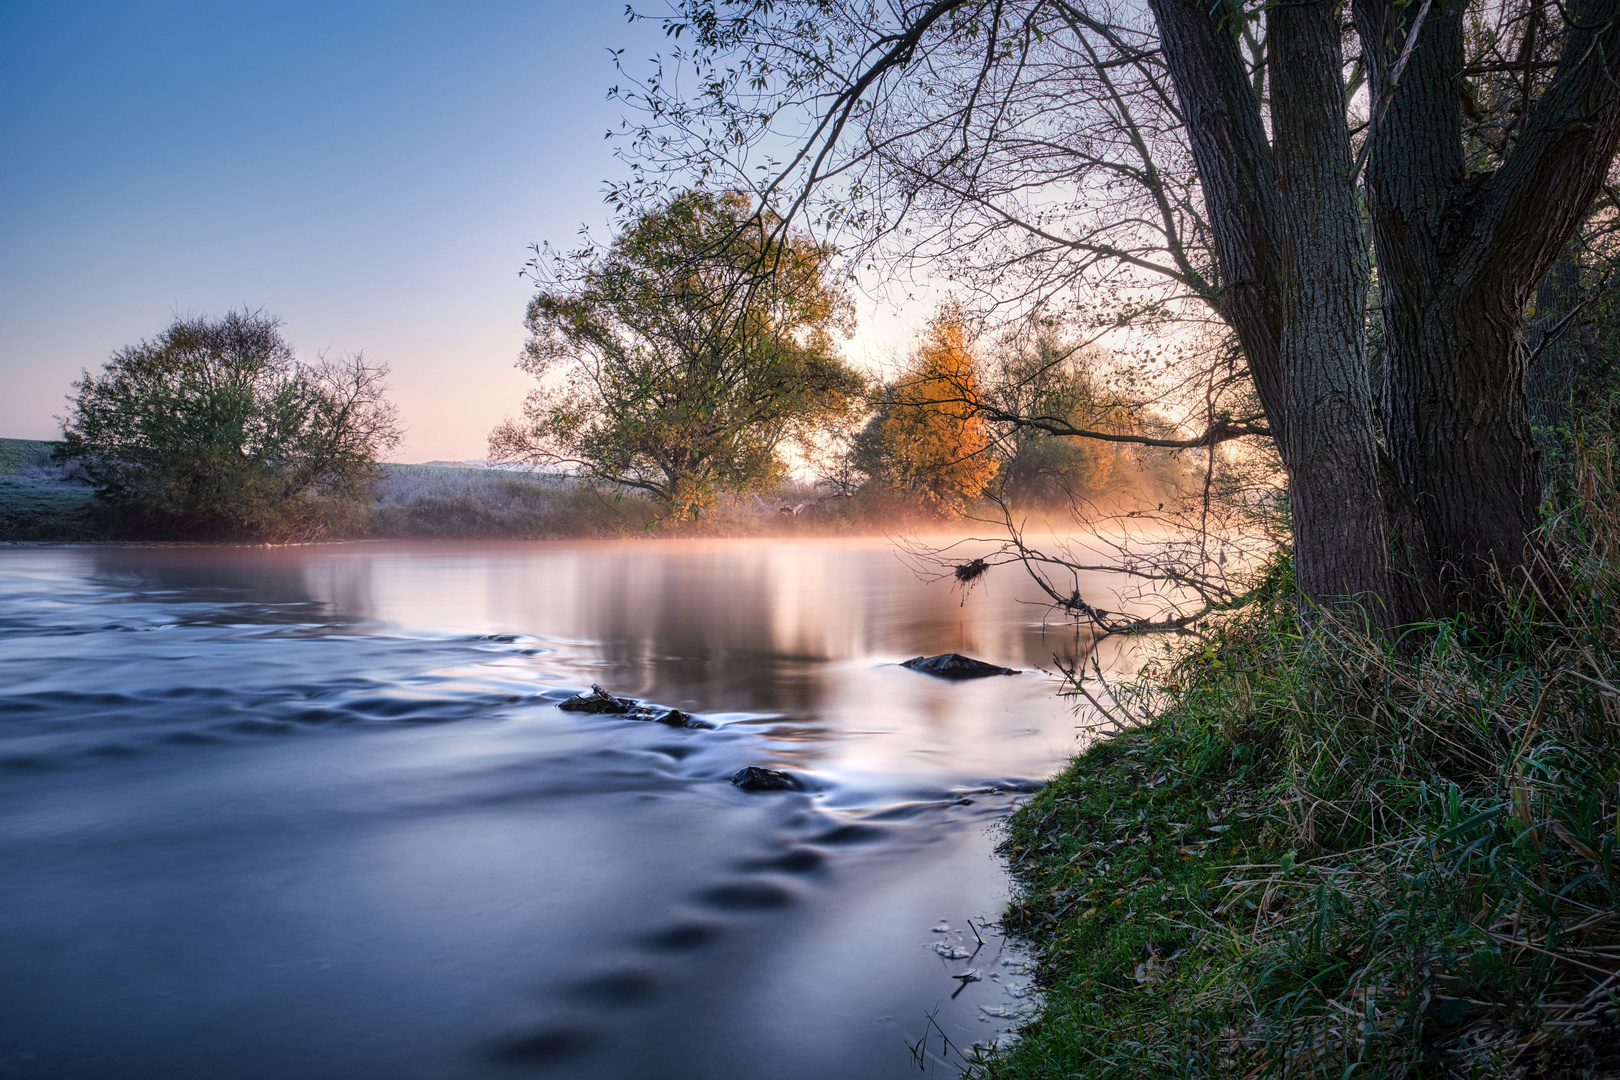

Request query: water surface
[{"left": 0, "top": 538, "right": 1121, "bottom": 1079}]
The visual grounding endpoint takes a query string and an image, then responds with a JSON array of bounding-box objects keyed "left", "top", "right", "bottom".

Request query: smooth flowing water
[{"left": 0, "top": 538, "right": 1124, "bottom": 1080}]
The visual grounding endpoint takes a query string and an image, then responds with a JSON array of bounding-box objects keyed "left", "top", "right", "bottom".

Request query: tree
[
  {"left": 489, "top": 189, "right": 863, "bottom": 519},
  {"left": 873, "top": 306, "right": 999, "bottom": 514},
  {"left": 618, "top": 0, "right": 1620, "bottom": 626},
  {"left": 58, "top": 310, "right": 399, "bottom": 539},
  {"left": 979, "top": 329, "right": 1136, "bottom": 507}
]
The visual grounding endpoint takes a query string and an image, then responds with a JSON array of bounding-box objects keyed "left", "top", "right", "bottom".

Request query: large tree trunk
[
  {"left": 1384, "top": 288, "right": 1545, "bottom": 606},
  {"left": 1268, "top": 0, "right": 1395, "bottom": 619},
  {"left": 1150, "top": 0, "right": 1399, "bottom": 624},
  {"left": 1357, "top": 0, "right": 1620, "bottom": 611},
  {"left": 1356, "top": 0, "right": 1541, "bottom": 608}
]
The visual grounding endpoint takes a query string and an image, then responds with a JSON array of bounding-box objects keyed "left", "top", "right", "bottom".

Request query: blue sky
[{"left": 0, "top": 2, "right": 676, "bottom": 461}]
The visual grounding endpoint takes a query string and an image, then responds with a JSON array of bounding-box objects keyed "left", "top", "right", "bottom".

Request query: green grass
[
  {"left": 982, "top": 467, "right": 1620, "bottom": 1078},
  {"left": 0, "top": 437, "right": 101, "bottom": 540}
]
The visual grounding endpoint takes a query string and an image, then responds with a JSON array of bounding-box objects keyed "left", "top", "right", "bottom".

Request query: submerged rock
[
  {"left": 730, "top": 766, "right": 801, "bottom": 791},
  {"left": 900, "top": 653, "right": 1019, "bottom": 679},
  {"left": 558, "top": 684, "right": 638, "bottom": 714}
]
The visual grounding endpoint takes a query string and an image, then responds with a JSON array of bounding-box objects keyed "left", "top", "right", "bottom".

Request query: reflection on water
[{"left": 0, "top": 539, "right": 1127, "bottom": 1080}]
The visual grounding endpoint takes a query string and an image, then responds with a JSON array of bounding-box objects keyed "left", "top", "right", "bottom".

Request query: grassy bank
[
  {"left": 0, "top": 438, "right": 100, "bottom": 540},
  {"left": 988, "top": 510, "right": 1620, "bottom": 1074}
]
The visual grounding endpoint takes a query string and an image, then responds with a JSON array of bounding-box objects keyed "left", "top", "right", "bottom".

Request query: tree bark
[
  {"left": 1357, "top": 0, "right": 1620, "bottom": 609},
  {"left": 1268, "top": 0, "right": 1396, "bottom": 620},
  {"left": 1150, "top": 0, "right": 1398, "bottom": 624}
]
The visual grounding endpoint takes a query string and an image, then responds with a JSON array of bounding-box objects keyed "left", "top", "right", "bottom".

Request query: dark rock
[
  {"left": 654, "top": 708, "right": 710, "bottom": 729},
  {"left": 900, "top": 653, "right": 1019, "bottom": 679},
  {"left": 558, "top": 683, "right": 637, "bottom": 714},
  {"left": 730, "top": 765, "right": 801, "bottom": 791}
]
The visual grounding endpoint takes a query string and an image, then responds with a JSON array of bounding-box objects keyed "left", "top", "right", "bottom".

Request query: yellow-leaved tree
[{"left": 881, "top": 307, "right": 998, "bottom": 515}]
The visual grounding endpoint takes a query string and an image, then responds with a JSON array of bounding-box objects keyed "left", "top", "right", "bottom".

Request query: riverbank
[
  {"left": 988, "top": 549, "right": 1620, "bottom": 1078},
  {"left": 0, "top": 437, "right": 1006, "bottom": 542},
  {"left": 0, "top": 439, "right": 100, "bottom": 540}
]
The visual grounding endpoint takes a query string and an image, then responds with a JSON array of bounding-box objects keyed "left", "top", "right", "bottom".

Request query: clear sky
[{"left": 0, "top": 2, "right": 697, "bottom": 462}]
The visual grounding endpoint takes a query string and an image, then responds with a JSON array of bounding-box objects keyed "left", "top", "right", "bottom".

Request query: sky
[{"left": 0, "top": 1, "right": 916, "bottom": 462}]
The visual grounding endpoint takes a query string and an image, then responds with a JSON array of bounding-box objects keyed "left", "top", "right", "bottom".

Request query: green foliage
[
  {"left": 986, "top": 452, "right": 1620, "bottom": 1078},
  {"left": 982, "top": 332, "right": 1135, "bottom": 507},
  {"left": 491, "top": 189, "right": 863, "bottom": 520},
  {"left": 57, "top": 311, "right": 399, "bottom": 539}
]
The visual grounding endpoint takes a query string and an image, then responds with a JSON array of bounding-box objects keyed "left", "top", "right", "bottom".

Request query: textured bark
[
  {"left": 1150, "top": 0, "right": 1397, "bottom": 622},
  {"left": 1143, "top": 0, "right": 1288, "bottom": 445},
  {"left": 1356, "top": 0, "right": 1620, "bottom": 608},
  {"left": 1268, "top": 0, "right": 1395, "bottom": 617}
]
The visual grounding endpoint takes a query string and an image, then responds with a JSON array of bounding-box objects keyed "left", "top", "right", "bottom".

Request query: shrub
[{"left": 58, "top": 311, "right": 399, "bottom": 539}]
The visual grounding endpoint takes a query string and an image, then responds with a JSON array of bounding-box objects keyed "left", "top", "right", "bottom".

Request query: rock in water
[
  {"left": 730, "top": 766, "right": 801, "bottom": 791},
  {"left": 558, "top": 683, "right": 638, "bottom": 714},
  {"left": 654, "top": 708, "right": 709, "bottom": 729},
  {"left": 900, "top": 653, "right": 1019, "bottom": 679}
]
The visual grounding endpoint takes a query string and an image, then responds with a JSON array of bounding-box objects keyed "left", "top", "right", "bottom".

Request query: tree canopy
[
  {"left": 874, "top": 306, "right": 999, "bottom": 514},
  {"left": 490, "top": 189, "right": 863, "bottom": 519}
]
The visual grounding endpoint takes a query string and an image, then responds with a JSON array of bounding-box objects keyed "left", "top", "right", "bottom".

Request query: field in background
[
  {"left": 370, "top": 464, "right": 937, "bottom": 538},
  {"left": 0, "top": 439, "right": 981, "bottom": 541},
  {"left": 0, "top": 438, "right": 98, "bottom": 540}
]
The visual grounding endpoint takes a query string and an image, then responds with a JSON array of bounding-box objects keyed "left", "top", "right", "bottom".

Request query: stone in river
[
  {"left": 654, "top": 708, "right": 710, "bottom": 729},
  {"left": 558, "top": 683, "right": 638, "bottom": 714},
  {"left": 900, "top": 653, "right": 1020, "bottom": 679},
  {"left": 730, "top": 766, "right": 802, "bottom": 791}
]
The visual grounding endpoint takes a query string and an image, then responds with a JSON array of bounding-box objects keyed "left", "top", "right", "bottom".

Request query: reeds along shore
[{"left": 983, "top": 439, "right": 1620, "bottom": 1079}]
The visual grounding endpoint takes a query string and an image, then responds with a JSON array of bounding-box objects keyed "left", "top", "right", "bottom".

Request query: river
[{"left": 0, "top": 538, "right": 1126, "bottom": 1079}]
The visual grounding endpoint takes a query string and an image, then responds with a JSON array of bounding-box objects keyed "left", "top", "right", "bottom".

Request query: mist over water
[{"left": 0, "top": 539, "right": 1128, "bottom": 1079}]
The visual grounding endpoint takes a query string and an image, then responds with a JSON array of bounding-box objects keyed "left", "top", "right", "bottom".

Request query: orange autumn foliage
[{"left": 882, "top": 310, "right": 999, "bottom": 515}]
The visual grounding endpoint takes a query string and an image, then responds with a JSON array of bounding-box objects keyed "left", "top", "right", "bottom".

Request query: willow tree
[
  {"left": 490, "top": 189, "right": 863, "bottom": 518},
  {"left": 618, "top": 0, "right": 1620, "bottom": 624}
]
